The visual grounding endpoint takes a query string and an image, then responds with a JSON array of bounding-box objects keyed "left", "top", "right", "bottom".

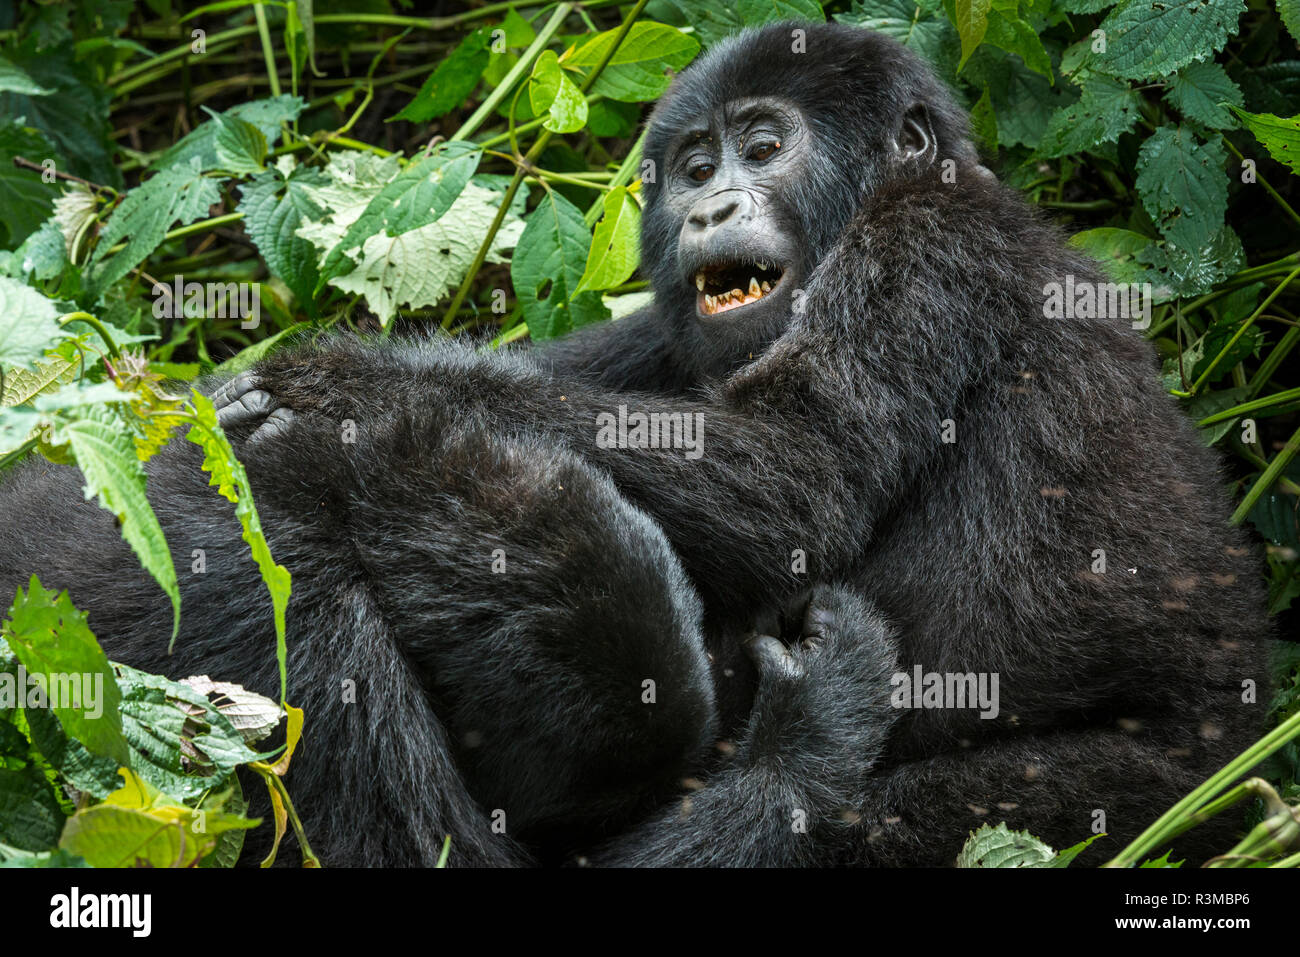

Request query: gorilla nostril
[{"left": 689, "top": 197, "right": 740, "bottom": 229}]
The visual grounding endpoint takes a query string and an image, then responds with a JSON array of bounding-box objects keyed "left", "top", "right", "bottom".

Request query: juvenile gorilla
[
  {"left": 1, "top": 22, "right": 1274, "bottom": 867},
  {"left": 222, "top": 23, "right": 1274, "bottom": 864}
]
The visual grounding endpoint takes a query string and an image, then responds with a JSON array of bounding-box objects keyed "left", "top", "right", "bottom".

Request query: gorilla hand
[{"left": 211, "top": 372, "right": 296, "bottom": 443}]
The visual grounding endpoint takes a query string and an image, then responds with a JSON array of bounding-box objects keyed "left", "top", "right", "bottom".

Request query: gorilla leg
[{"left": 0, "top": 391, "right": 715, "bottom": 865}]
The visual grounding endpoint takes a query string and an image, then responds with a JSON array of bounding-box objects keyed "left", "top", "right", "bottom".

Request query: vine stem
[
  {"left": 1223, "top": 136, "right": 1300, "bottom": 230},
  {"left": 1230, "top": 421, "right": 1300, "bottom": 524},
  {"left": 253, "top": 2, "right": 282, "bottom": 98},
  {"left": 440, "top": 0, "right": 650, "bottom": 329}
]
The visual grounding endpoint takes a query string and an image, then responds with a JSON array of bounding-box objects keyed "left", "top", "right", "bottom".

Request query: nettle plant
[{"left": 0, "top": 0, "right": 1297, "bottom": 866}]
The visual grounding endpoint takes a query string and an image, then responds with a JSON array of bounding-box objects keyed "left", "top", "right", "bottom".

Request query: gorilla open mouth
[{"left": 694, "top": 261, "right": 785, "bottom": 316}]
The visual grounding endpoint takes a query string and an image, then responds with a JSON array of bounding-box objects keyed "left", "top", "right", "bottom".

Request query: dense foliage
[{"left": 0, "top": 0, "right": 1297, "bottom": 867}]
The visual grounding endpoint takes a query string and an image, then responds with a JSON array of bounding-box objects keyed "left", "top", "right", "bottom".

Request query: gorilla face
[{"left": 661, "top": 97, "right": 807, "bottom": 329}]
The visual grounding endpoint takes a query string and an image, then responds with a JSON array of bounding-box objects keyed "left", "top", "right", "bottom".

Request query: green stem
[
  {"left": 253, "top": 2, "right": 282, "bottom": 98},
  {"left": 110, "top": 26, "right": 258, "bottom": 86},
  {"left": 1104, "top": 708, "right": 1300, "bottom": 867},
  {"left": 1223, "top": 136, "right": 1300, "bottom": 231},
  {"left": 1197, "top": 386, "right": 1300, "bottom": 425},
  {"left": 441, "top": 0, "right": 649, "bottom": 328},
  {"left": 1230, "top": 421, "right": 1300, "bottom": 524},
  {"left": 1247, "top": 325, "right": 1300, "bottom": 398},
  {"left": 448, "top": 4, "right": 575, "bottom": 143},
  {"left": 59, "top": 312, "right": 121, "bottom": 359}
]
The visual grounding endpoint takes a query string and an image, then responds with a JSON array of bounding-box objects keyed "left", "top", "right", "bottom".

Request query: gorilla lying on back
[{"left": 1, "top": 22, "right": 1274, "bottom": 866}]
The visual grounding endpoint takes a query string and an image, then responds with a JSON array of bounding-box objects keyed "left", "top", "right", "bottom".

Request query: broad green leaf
[
  {"left": 834, "top": 0, "right": 960, "bottom": 76},
  {"left": 1093, "top": 0, "right": 1246, "bottom": 80},
  {"left": 186, "top": 393, "right": 292, "bottom": 702},
  {"left": 1228, "top": 106, "right": 1300, "bottom": 175},
  {"left": 1069, "top": 227, "right": 1154, "bottom": 284},
  {"left": 1141, "top": 223, "right": 1243, "bottom": 297},
  {"left": 969, "top": 85, "right": 997, "bottom": 150},
  {"left": 87, "top": 157, "right": 223, "bottom": 295},
  {"left": 1, "top": 577, "right": 129, "bottom": 764},
  {"left": 389, "top": 28, "right": 490, "bottom": 124},
  {"left": 576, "top": 187, "right": 641, "bottom": 293},
  {"left": 237, "top": 161, "right": 326, "bottom": 311},
  {"left": 1165, "top": 61, "right": 1243, "bottom": 129},
  {"left": 211, "top": 111, "right": 268, "bottom": 175},
  {"left": 323, "top": 179, "right": 521, "bottom": 323},
  {"left": 0, "top": 764, "right": 65, "bottom": 852},
  {"left": 0, "top": 123, "right": 61, "bottom": 247},
  {"left": 1038, "top": 75, "right": 1141, "bottom": 158},
  {"left": 735, "top": 0, "right": 827, "bottom": 24},
  {"left": 150, "top": 96, "right": 305, "bottom": 172},
  {"left": 954, "top": 0, "right": 992, "bottom": 69},
  {"left": 1134, "top": 127, "right": 1228, "bottom": 253},
  {"left": 0, "top": 342, "right": 81, "bottom": 407},
  {"left": 0, "top": 56, "right": 53, "bottom": 95},
  {"left": 957, "top": 822, "right": 1095, "bottom": 867},
  {"left": 529, "top": 51, "right": 589, "bottom": 134},
  {"left": 512, "top": 190, "right": 608, "bottom": 341},
  {"left": 982, "top": 9, "right": 1051, "bottom": 79},
  {"left": 567, "top": 22, "right": 701, "bottom": 102},
  {"left": 0, "top": 278, "right": 61, "bottom": 369},
  {"left": 1277, "top": 0, "right": 1300, "bottom": 46},
  {"left": 588, "top": 100, "right": 640, "bottom": 138},
  {"left": 316, "top": 143, "right": 482, "bottom": 289}
]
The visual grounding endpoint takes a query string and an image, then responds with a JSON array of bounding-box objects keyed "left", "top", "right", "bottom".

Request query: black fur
[{"left": 0, "top": 22, "right": 1274, "bottom": 866}]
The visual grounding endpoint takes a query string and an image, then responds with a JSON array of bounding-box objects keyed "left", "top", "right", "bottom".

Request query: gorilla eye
[
  {"left": 689, "top": 163, "right": 716, "bottom": 182},
  {"left": 748, "top": 141, "right": 780, "bottom": 161}
]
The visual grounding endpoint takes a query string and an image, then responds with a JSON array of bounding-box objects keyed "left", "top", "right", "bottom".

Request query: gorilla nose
[{"left": 687, "top": 192, "right": 748, "bottom": 230}]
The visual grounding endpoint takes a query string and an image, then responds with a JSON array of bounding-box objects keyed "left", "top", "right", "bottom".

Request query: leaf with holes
[
  {"left": 1092, "top": 0, "right": 1246, "bottom": 80},
  {"left": 576, "top": 187, "right": 640, "bottom": 294},
  {"left": 512, "top": 190, "right": 608, "bottom": 341}
]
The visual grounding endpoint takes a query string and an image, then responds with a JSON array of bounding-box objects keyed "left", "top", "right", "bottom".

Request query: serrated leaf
[
  {"left": 1, "top": 577, "right": 129, "bottom": 764},
  {"left": 834, "top": 0, "right": 960, "bottom": 77},
  {"left": 1165, "top": 61, "right": 1243, "bottom": 129},
  {"left": 512, "top": 190, "right": 608, "bottom": 341},
  {"left": 1277, "top": 0, "right": 1300, "bottom": 46},
  {"left": 151, "top": 96, "right": 305, "bottom": 172},
  {"left": 1093, "top": 0, "right": 1246, "bottom": 80},
  {"left": 735, "top": 0, "right": 826, "bottom": 24},
  {"left": 1039, "top": 74, "right": 1141, "bottom": 157},
  {"left": 1134, "top": 127, "right": 1228, "bottom": 253},
  {"left": 185, "top": 393, "right": 291, "bottom": 700},
  {"left": 1229, "top": 106, "right": 1300, "bottom": 175},
  {"left": 530, "top": 50, "right": 589, "bottom": 134},
  {"left": 211, "top": 111, "right": 268, "bottom": 175},
  {"left": 957, "top": 822, "right": 1089, "bottom": 867},
  {"left": 237, "top": 163, "right": 325, "bottom": 311},
  {"left": 88, "top": 158, "right": 223, "bottom": 295},
  {"left": 389, "top": 28, "right": 489, "bottom": 124},
  {"left": 316, "top": 143, "right": 482, "bottom": 290},
  {"left": 576, "top": 187, "right": 640, "bottom": 293},
  {"left": 0, "top": 278, "right": 61, "bottom": 369},
  {"left": 53, "top": 405, "right": 180, "bottom": 638},
  {"left": 567, "top": 22, "right": 701, "bottom": 102}
]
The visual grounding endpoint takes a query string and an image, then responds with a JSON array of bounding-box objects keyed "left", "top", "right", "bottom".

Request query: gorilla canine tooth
[
  {"left": 695, "top": 273, "right": 705, "bottom": 291},
  {"left": 749, "top": 277, "right": 761, "bottom": 296}
]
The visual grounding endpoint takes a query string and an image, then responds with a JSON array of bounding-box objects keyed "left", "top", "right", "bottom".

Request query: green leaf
[
  {"left": 982, "top": 9, "right": 1052, "bottom": 79},
  {"left": 0, "top": 764, "right": 65, "bottom": 852},
  {"left": 529, "top": 51, "right": 589, "bottom": 134},
  {"left": 957, "top": 822, "right": 1094, "bottom": 867},
  {"left": 512, "top": 191, "right": 608, "bottom": 341},
  {"left": 1278, "top": 0, "right": 1300, "bottom": 46},
  {"left": 1134, "top": 127, "right": 1228, "bottom": 253},
  {"left": 834, "top": 0, "right": 960, "bottom": 77},
  {"left": 0, "top": 278, "right": 61, "bottom": 370},
  {"left": 186, "top": 392, "right": 292, "bottom": 703},
  {"left": 735, "top": 0, "right": 827, "bottom": 24},
  {"left": 316, "top": 143, "right": 482, "bottom": 290},
  {"left": 0, "top": 56, "right": 53, "bottom": 96},
  {"left": 588, "top": 100, "right": 640, "bottom": 138},
  {"left": 1228, "top": 106, "right": 1300, "bottom": 175},
  {"left": 1165, "top": 62, "right": 1243, "bottom": 129},
  {"left": 1, "top": 578, "right": 129, "bottom": 764},
  {"left": 1069, "top": 227, "right": 1155, "bottom": 283},
  {"left": 1038, "top": 74, "right": 1141, "bottom": 158},
  {"left": 87, "top": 157, "right": 223, "bottom": 295},
  {"left": 389, "top": 28, "right": 490, "bottom": 124},
  {"left": 969, "top": 86, "right": 997, "bottom": 150},
  {"left": 211, "top": 111, "right": 268, "bottom": 175},
  {"left": 1093, "top": 0, "right": 1246, "bottom": 80},
  {"left": 567, "top": 22, "right": 701, "bottom": 102},
  {"left": 237, "top": 161, "right": 326, "bottom": 312},
  {"left": 53, "top": 406, "right": 181, "bottom": 639},
  {"left": 576, "top": 187, "right": 641, "bottom": 294},
  {"left": 955, "top": 0, "right": 992, "bottom": 69},
  {"left": 0, "top": 122, "right": 62, "bottom": 247},
  {"left": 150, "top": 96, "right": 305, "bottom": 173}
]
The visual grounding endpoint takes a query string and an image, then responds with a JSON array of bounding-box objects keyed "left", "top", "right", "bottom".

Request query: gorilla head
[{"left": 639, "top": 23, "right": 981, "bottom": 374}]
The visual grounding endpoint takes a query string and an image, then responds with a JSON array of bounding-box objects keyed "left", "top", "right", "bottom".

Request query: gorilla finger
[
  {"left": 217, "top": 389, "right": 279, "bottom": 429},
  {"left": 209, "top": 371, "right": 261, "bottom": 411},
  {"left": 744, "top": 633, "right": 804, "bottom": 680},
  {"left": 250, "top": 407, "right": 297, "bottom": 444}
]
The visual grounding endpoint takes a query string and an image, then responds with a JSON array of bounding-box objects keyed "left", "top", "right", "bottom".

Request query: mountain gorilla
[{"left": 1, "top": 22, "right": 1273, "bottom": 866}]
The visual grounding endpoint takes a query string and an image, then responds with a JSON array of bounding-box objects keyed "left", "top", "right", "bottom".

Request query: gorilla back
[{"left": 0, "top": 397, "right": 716, "bottom": 866}]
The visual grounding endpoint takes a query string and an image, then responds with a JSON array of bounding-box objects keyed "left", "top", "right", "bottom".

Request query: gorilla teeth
[{"left": 696, "top": 273, "right": 706, "bottom": 291}]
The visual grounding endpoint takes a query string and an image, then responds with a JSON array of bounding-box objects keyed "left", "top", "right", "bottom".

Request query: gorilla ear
[{"left": 894, "top": 104, "right": 937, "bottom": 166}]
